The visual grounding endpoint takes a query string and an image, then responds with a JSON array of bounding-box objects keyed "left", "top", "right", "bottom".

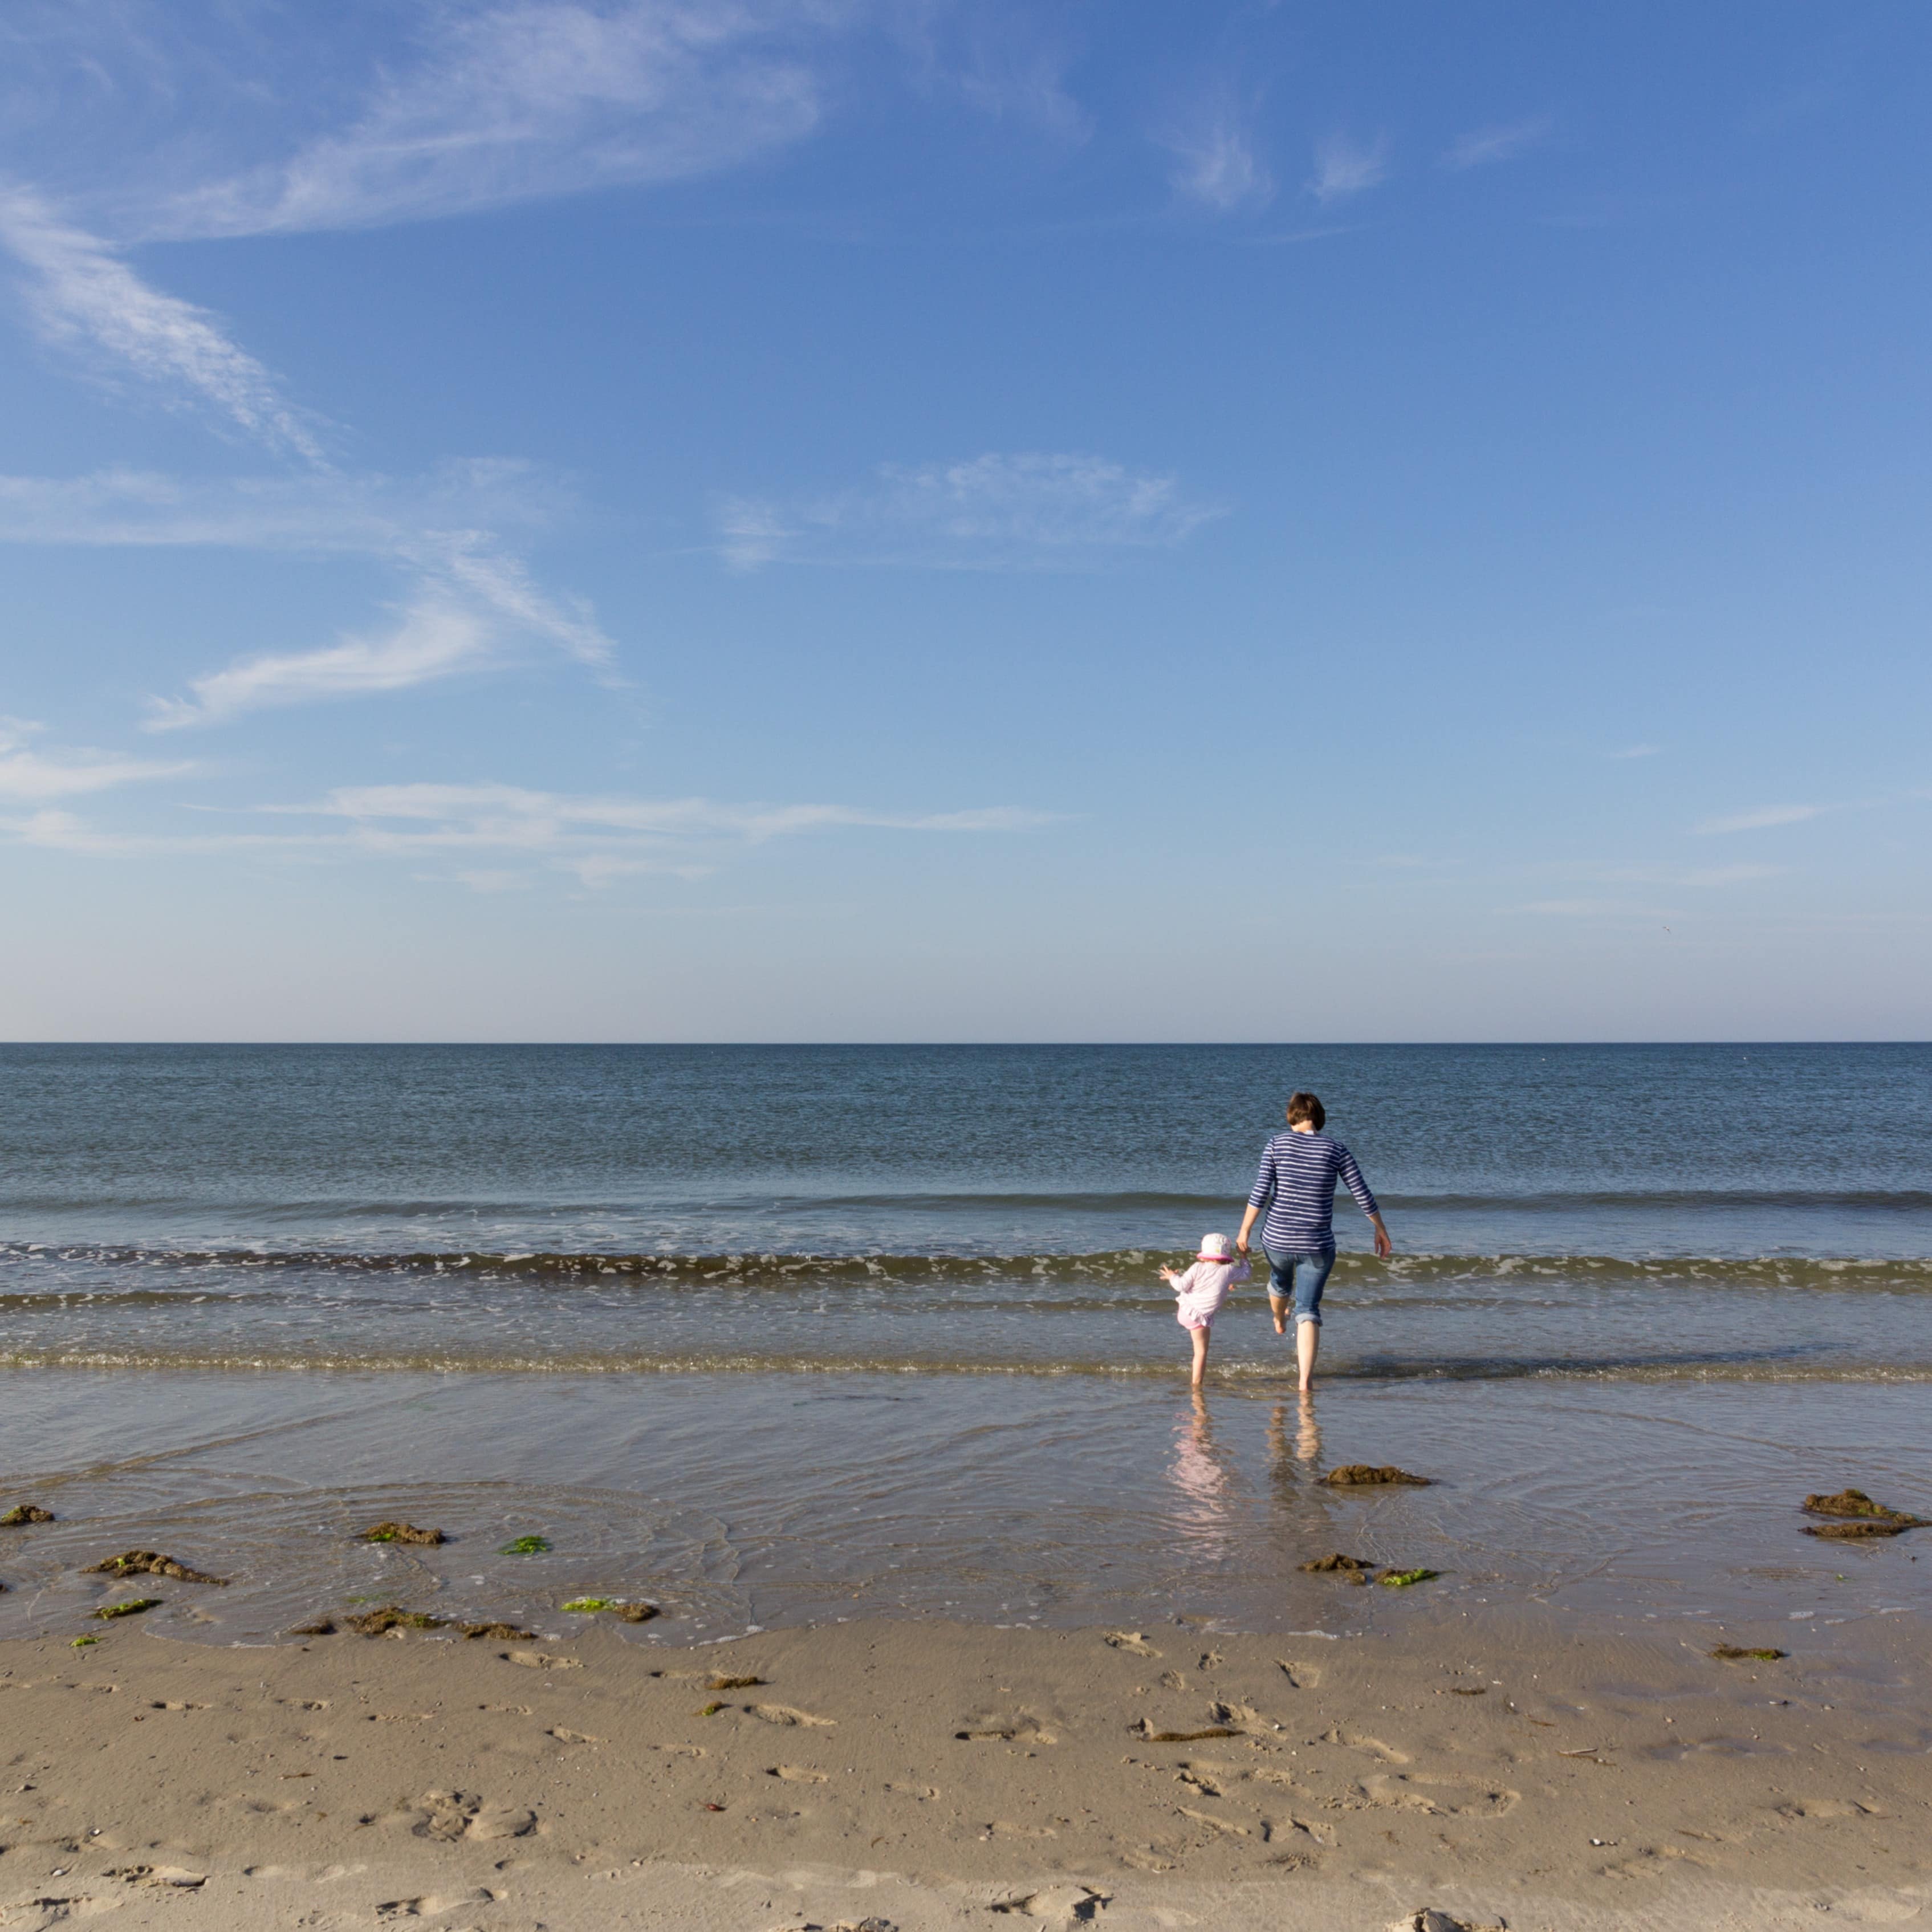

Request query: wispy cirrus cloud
[
  {"left": 9, "top": 777, "right": 1056, "bottom": 891},
  {"left": 717, "top": 452, "right": 1224, "bottom": 570},
  {"left": 156, "top": 0, "right": 837, "bottom": 239},
  {"left": 1694, "top": 803, "right": 1831, "bottom": 835},
  {"left": 1160, "top": 92, "right": 1272, "bottom": 213},
  {"left": 1307, "top": 132, "right": 1388, "bottom": 204},
  {"left": 0, "top": 459, "right": 572, "bottom": 553},
  {"left": 0, "top": 717, "right": 189, "bottom": 800},
  {"left": 144, "top": 541, "right": 612, "bottom": 730},
  {"left": 0, "top": 185, "right": 326, "bottom": 461},
  {"left": 1441, "top": 115, "right": 1551, "bottom": 170},
  {"left": 0, "top": 463, "right": 615, "bottom": 729},
  {"left": 1609, "top": 742, "right": 1661, "bottom": 760}
]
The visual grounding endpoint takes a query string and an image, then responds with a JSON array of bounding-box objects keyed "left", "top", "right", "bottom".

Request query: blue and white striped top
[{"left": 1247, "top": 1132, "right": 1380, "bottom": 1252}]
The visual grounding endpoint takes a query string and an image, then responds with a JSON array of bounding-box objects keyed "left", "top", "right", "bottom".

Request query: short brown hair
[{"left": 1287, "top": 1091, "right": 1325, "bottom": 1131}]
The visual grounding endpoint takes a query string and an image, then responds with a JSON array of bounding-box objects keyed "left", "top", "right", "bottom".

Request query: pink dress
[{"left": 1170, "top": 1258, "right": 1250, "bottom": 1330}]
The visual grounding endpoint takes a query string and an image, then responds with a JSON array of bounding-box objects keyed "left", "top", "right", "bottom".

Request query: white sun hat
[{"left": 1197, "top": 1233, "right": 1235, "bottom": 1260}]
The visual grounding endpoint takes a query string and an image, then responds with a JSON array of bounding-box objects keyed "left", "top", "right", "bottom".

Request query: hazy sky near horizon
[{"left": 3, "top": 0, "right": 1929, "bottom": 1042}]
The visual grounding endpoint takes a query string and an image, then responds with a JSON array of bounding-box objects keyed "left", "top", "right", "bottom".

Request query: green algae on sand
[
  {"left": 1377, "top": 1568, "right": 1441, "bottom": 1588},
  {"left": 561, "top": 1596, "right": 659, "bottom": 1622},
  {"left": 93, "top": 1597, "right": 162, "bottom": 1620},
  {"left": 499, "top": 1536, "right": 551, "bottom": 1556},
  {"left": 1711, "top": 1644, "right": 1787, "bottom": 1661},
  {"left": 1324, "top": 1465, "right": 1433, "bottom": 1487},
  {"left": 1, "top": 1503, "right": 56, "bottom": 1527}
]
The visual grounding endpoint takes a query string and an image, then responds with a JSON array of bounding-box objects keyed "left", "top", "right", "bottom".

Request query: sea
[{"left": 2, "top": 1042, "right": 1928, "bottom": 1647}]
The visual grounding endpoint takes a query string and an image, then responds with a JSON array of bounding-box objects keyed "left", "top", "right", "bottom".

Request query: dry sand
[{"left": 1, "top": 1612, "right": 1927, "bottom": 1931}]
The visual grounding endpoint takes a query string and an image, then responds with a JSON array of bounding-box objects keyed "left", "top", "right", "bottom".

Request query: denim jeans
[{"left": 1264, "top": 1244, "right": 1336, "bottom": 1327}]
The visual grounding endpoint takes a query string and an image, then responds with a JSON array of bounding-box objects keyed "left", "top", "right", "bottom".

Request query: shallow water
[
  {"left": 2, "top": 1369, "right": 1927, "bottom": 1647},
  {"left": 2, "top": 1043, "right": 1929, "bottom": 1645}
]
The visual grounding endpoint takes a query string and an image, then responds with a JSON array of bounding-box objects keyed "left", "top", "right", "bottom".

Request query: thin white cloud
[
  {"left": 718, "top": 452, "right": 1224, "bottom": 570},
  {"left": 1161, "top": 96, "right": 1272, "bottom": 213},
  {"left": 1307, "top": 132, "right": 1388, "bottom": 205},
  {"left": 0, "top": 717, "right": 189, "bottom": 800},
  {"left": 144, "top": 541, "right": 614, "bottom": 730},
  {"left": 1609, "top": 742, "right": 1661, "bottom": 760},
  {"left": 292, "top": 783, "right": 1054, "bottom": 844},
  {"left": 160, "top": 0, "right": 833, "bottom": 238},
  {"left": 0, "top": 466, "right": 614, "bottom": 727},
  {"left": 0, "top": 461, "right": 571, "bottom": 554},
  {"left": 145, "top": 596, "right": 490, "bottom": 731},
  {"left": 1441, "top": 115, "right": 1551, "bottom": 170},
  {"left": 0, "top": 186, "right": 325, "bottom": 462},
  {"left": 1695, "top": 803, "right": 1830, "bottom": 835},
  {"left": 6, "top": 778, "right": 1056, "bottom": 886}
]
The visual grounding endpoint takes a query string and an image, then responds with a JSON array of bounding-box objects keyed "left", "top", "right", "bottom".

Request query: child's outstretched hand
[{"left": 1158, "top": 1264, "right": 1179, "bottom": 1283}]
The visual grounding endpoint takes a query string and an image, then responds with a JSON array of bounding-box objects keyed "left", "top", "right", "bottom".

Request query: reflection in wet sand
[{"left": 1167, "top": 1391, "right": 1241, "bottom": 1557}]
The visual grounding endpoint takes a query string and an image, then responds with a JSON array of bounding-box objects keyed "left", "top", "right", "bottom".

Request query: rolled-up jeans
[{"left": 1264, "top": 1244, "right": 1336, "bottom": 1327}]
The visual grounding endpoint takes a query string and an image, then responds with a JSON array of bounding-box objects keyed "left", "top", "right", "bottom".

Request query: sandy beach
[{"left": 3, "top": 1606, "right": 1928, "bottom": 1931}]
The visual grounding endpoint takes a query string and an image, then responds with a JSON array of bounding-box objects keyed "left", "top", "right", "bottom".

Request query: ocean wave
[
  {"left": 6, "top": 1241, "right": 1932, "bottom": 1293},
  {"left": 2, "top": 1343, "right": 1927, "bottom": 1384}
]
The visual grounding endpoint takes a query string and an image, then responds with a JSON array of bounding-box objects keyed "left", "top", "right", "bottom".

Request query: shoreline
[{"left": 2, "top": 1609, "right": 1927, "bottom": 1930}]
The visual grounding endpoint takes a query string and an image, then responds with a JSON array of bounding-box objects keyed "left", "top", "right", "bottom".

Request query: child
[{"left": 1160, "top": 1233, "right": 1251, "bottom": 1388}]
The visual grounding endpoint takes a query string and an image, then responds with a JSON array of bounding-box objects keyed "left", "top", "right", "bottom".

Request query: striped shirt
[{"left": 1247, "top": 1131, "right": 1380, "bottom": 1252}]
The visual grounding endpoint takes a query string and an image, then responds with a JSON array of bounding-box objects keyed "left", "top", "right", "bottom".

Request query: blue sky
[{"left": 2, "top": 0, "right": 1928, "bottom": 1040}]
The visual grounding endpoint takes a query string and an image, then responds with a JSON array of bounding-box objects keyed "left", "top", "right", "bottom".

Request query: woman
[{"left": 1235, "top": 1090, "right": 1392, "bottom": 1392}]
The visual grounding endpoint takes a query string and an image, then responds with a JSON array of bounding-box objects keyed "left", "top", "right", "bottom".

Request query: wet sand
[{"left": 3, "top": 1610, "right": 1928, "bottom": 1930}]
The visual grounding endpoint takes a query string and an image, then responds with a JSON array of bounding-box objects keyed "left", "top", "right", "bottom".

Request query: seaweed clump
[
  {"left": 1323, "top": 1465, "right": 1433, "bottom": 1487},
  {"left": 460, "top": 1620, "right": 537, "bottom": 1641},
  {"left": 86, "top": 1551, "right": 227, "bottom": 1585},
  {"left": 342, "top": 1604, "right": 449, "bottom": 1636},
  {"left": 499, "top": 1536, "right": 551, "bottom": 1556},
  {"left": 1711, "top": 1644, "right": 1786, "bottom": 1661},
  {"left": 360, "top": 1522, "right": 445, "bottom": 1545},
  {"left": 1, "top": 1504, "right": 55, "bottom": 1527},
  {"left": 290, "top": 1618, "right": 337, "bottom": 1637},
  {"left": 93, "top": 1598, "right": 162, "bottom": 1620},
  {"left": 1377, "top": 1568, "right": 1441, "bottom": 1588},
  {"left": 1802, "top": 1490, "right": 1926, "bottom": 1536},
  {"left": 1301, "top": 1553, "right": 1375, "bottom": 1585},
  {"left": 561, "top": 1597, "right": 658, "bottom": 1622}
]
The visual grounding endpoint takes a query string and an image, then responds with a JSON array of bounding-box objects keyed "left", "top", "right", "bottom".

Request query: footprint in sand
[
  {"left": 1179, "top": 1805, "right": 1251, "bottom": 1837},
  {"left": 955, "top": 1714, "right": 1057, "bottom": 1744},
  {"left": 107, "top": 1865, "right": 207, "bottom": 1888},
  {"left": 1360, "top": 1772, "right": 1519, "bottom": 1817},
  {"left": 1157, "top": 1670, "right": 1187, "bottom": 1691},
  {"left": 547, "top": 1727, "right": 603, "bottom": 1744},
  {"left": 502, "top": 1649, "right": 580, "bottom": 1670},
  {"left": 767, "top": 1764, "right": 829, "bottom": 1783},
  {"left": 990, "top": 1881, "right": 1109, "bottom": 1922},
  {"left": 376, "top": 1889, "right": 497, "bottom": 1919},
  {"left": 1319, "top": 1723, "right": 1411, "bottom": 1764},
  {"left": 380, "top": 1791, "right": 536, "bottom": 1842},
  {"left": 884, "top": 1781, "right": 938, "bottom": 1799},
  {"left": 1277, "top": 1660, "right": 1319, "bottom": 1689},
  {"left": 1103, "top": 1632, "right": 1160, "bottom": 1657},
  {"left": 149, "top": 1699, "right": 208, "bottom": 1711},
  {"left": 743, "top": 1703, "right": 835, "bottom": 1728}
]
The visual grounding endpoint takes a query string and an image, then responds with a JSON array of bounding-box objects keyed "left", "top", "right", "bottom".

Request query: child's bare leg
[
  {"left": 1190, "top": 1325, "right": 1210, "bottom": 1388},
  {"left": 1270, "top": 1293, "right": 1287, "bottom": 1336},
  {"left": 1296, "top": 1317, "right": 1319, "bottom": 1392}
]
